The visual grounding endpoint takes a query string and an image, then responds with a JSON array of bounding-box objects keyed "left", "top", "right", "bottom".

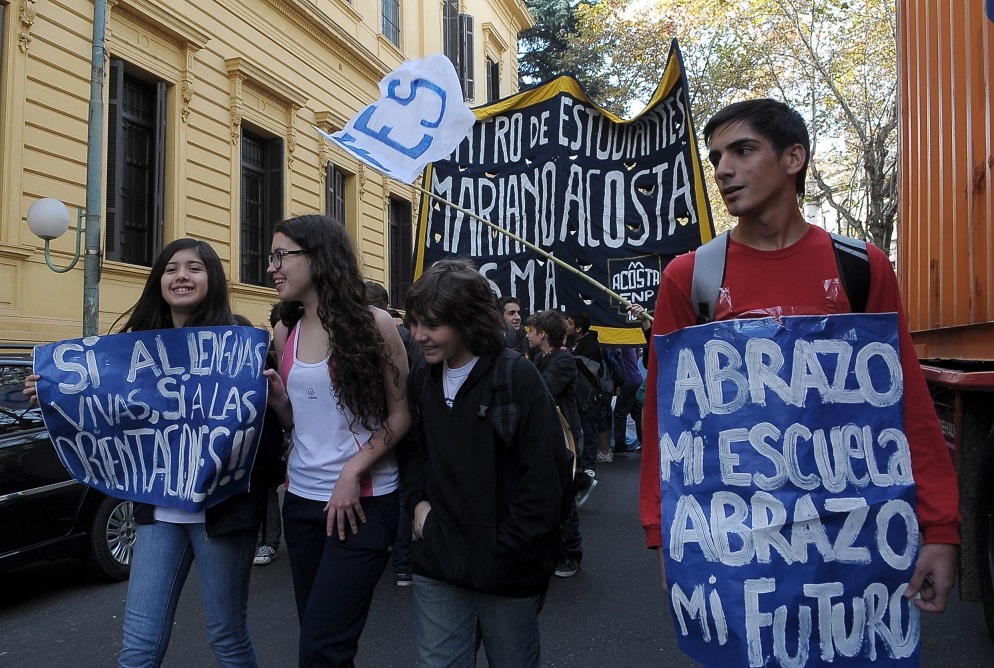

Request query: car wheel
[{"left": 84, "top": 497, "right": 135, "bottom": 581}]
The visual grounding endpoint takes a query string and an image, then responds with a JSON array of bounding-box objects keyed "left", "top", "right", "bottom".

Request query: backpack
[
  {"left": 412, "top": 349, "right": 575, "bottom": 551},
  {"left": 480, "top": 351, "right": 575, "bottom": 555},
  {"left": 411, "top": 349, "right": 574, "bottom": 465},
  {"left": 603, "top": 348, "right": 626, "bottom": 392},
  {"left": 690, "top": 230, "right": 870, "bottom": 324},
  {"left": 481, "top": 350, "right": 574, "bottom": 461}
]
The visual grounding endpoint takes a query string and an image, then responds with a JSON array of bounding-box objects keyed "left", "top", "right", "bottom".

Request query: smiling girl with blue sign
[
  {"left": 25, "top": 239, "right": 284, "bottom": 667},
  {"left": 112, "top": 239, "right": 285, "bottom": 668}
]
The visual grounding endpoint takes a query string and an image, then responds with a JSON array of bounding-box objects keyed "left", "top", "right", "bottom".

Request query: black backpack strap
[
  {"left": 690, "top": 231, "right": 729, "bottom": 324},
  {"left": 410, "top": 358, "right": 429, "bottom": 414},
  {"left": 486, "top": 349, "right": 520, "bottom": 447},
  {"left": 829, "top": 232, "right": 870, "bottom": 313}
]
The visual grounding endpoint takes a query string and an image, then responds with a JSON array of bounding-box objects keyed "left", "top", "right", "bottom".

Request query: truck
[{"left": 896, "top": 0, "right": 994, "bottom": 641}]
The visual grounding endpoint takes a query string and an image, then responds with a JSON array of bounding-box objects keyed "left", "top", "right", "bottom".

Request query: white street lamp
[{"left": 26, "top": 197, "right": 84, "bottom": 273}]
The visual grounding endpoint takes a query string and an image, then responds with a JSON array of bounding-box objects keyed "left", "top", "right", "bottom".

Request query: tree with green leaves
[
  {"left": 531, "top": 0, "right": 898, "bottom": 249},
  {"left": 518, "top": 0, "right": 610, "bottom": 100}
]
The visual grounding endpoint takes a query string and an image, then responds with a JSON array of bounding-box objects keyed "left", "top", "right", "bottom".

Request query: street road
[{"left": 1, "top": 454, "right": 990, "bottom": 666}]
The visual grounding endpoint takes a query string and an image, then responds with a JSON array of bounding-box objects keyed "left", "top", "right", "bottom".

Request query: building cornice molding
[
  {"left": 226, "top": 58, "right": 307, "bottom": 167},
  {"left": 314, "top": 110, "right": 347, "bottom": 133},
  {"left": 225, "top": 57, "right": 309, "bottom": 110},
  {"left": 0, "top": 243, "right": 35, "bottom": 260},
  {"left": 108, "top": 0, "right": 210, "bottom": 49},
  {"left": 482, "top": 22, "right": 509, "bottom": 55},
  {"left": 109, "top": 0, "right": 209, "bottom": 122},
  {"left": 260, "top": 0, "right": 389, "bottom": 82}
]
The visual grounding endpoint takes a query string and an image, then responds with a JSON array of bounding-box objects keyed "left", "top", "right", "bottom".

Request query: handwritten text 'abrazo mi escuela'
[{"left": 661, "top": 334, "right": 919, "bottom": 666}]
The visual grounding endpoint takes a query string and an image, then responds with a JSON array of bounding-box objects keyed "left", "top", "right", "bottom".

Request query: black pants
[
  {"left": 613, "top": 385, "right": 643, "bottom": 447},
  {"left": 562, "top": 496, "right": 582, "bottom": 561},
  {"left": 282, "top": 491, "right": 399, "bottom": 667}
]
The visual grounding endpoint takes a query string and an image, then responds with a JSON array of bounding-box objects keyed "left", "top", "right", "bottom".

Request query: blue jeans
[
  {"left": 283, "top": 491, "right": 398, "bottom": 667},
  {"left": 119, "top": 521, "right": 257, "bottom": 668},
  {"left": 413, "top": 575, "right": 543, "bottom": 667}
]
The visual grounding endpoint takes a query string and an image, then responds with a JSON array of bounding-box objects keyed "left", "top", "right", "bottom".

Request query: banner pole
[{"left": 417, "top": 185, "right": 653, "bottom": 324}]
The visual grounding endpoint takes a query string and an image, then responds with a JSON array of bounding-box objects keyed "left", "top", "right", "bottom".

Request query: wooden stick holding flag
[
  {"left": 315, "top": 54, "right": 652, "bottom": 324},
  {"left": 415, "top": 183, "right": 651, "bottom": 322}
]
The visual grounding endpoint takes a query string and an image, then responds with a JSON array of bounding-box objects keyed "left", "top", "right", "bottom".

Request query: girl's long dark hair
[
  {"left": 275, "top": 215, "right": 395, "bottom": 431},
  {"left": 112, "top": 238, "right": 235, "bottom": 333},
  {"left": 405, "top": 258, "right": 505, "bottom": 356}
]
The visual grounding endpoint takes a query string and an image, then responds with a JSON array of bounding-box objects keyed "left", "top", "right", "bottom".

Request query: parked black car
[{"left": 0, "top": 344, "right": 134, "bottom": 580}]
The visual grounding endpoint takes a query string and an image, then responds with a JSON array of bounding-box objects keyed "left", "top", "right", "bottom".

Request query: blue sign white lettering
[
  {"left": 34, "top": 327, "right": 269, "bottom": 513},
  {"left": 655, "top": 314, "right": 919, "bottom": 666}
]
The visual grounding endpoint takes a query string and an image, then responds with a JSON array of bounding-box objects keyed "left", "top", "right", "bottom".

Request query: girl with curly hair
[{"left": 263, "top": 214, "right": 410, "bottom": 666}]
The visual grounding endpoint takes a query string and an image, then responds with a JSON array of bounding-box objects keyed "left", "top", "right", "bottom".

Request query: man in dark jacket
[
  {"left": 566, "top": 311, "right": 610, "bottom": 505},
  {"left": 526, "top": 309, "right": 583, "bottom": 577}
]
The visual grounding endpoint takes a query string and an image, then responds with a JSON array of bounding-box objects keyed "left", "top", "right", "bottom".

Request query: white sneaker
[
  {"left": 597, "top": 450, "right": 614, "bottom": 463},
  {"left": 253, "top": 545, "right": 277, "bottom": 566}
]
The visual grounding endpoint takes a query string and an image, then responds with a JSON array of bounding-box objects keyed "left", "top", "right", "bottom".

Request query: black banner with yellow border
[{"left": 414, "top": 40, "right": 714, "bottom": 344}]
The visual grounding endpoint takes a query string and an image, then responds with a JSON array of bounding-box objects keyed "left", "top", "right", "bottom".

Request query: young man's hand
[
  {"left": 413, "top": 500, "right": 432, "bottom": 539},
  {"left": 904, "top": 543, "right": 958, "bottom": 612},
  {"left": 657, "top": 549, "right": 668, "bottom": 595},
  {"left": 627, "top": 303, "right": 652, "bottom": 331}
]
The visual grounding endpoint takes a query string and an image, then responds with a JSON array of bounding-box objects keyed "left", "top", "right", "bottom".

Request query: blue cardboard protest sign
[
  {"left": 34, "top": 327, "right": 269, "bottom": 513},
  {"left": 654, "top": 314, "right": 919, "bottom": 667}
]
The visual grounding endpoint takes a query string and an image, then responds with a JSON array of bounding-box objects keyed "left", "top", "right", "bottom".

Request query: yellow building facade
[{"left": 0, "top": 0, "right": 531, "bottom": 343}]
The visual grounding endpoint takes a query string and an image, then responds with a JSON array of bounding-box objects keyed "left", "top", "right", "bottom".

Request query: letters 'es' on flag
[
  {"left": 413, "top": 39, "right": 714, "bottom": 345},
  {"left": 316, "top": 54, "right": 477, "bottom": 184}
]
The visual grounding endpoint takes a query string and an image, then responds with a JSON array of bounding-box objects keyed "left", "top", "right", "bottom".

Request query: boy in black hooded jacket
[{"left": 400, "top": 259, "right": 569, "bottom": 667}]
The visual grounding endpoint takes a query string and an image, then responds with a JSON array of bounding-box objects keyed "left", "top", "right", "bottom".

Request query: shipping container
[{"left": 896, "top": 0, "right": 994, "bottom": 640}]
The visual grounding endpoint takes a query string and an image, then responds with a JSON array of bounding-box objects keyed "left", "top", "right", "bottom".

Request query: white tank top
[{"left": 284, "top": 324, "right": 398, "bottom": 501}]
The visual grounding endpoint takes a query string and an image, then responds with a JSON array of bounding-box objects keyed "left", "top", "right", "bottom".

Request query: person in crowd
[
  {"left": 400, "top": 259, "right": 568, "bottom": 667},
  {"left": 525, "top": 309, "right": 584, "bottom": 578},
  {"left": 365, "top": 279, "right": 423, "bottom": 587},
  {"left": 263, "top": 215, "right": 410, "bottom": 666},
  {"left": 255, "top": 303, "right": 286, "bottom": 567},
  {"left": 498, "top": 295, "right": 530, "bottom": 356},
  {"left": 566, "top": 311, "right": 610, "bottom": 505},
  {"left": 25, "top": 238, "right": 283, "bottom": 667},
  {"left": 606, "top": 346, "right": 644, "bottom": 459},
  {"left": 365, "top": 279, "right": 405, "bottom": 327},
  {"left": 639, "top": 98, "right": 960, "bottom": 610}
]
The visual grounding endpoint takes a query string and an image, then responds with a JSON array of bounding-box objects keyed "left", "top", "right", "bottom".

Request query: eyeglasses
[{"left": 268, "top": 249, "right": 308, "bottom": 269}]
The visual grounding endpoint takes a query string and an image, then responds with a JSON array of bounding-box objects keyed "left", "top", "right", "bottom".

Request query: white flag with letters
[{"left": 316, "top": 54, "right": 476, "bottom": 184}]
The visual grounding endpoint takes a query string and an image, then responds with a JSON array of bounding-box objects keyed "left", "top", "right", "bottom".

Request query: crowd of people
[
  {"left": 20, "top": 98, "right": 959, "bottom": 667},
  {"left": 23, "top": 215, "right": 640, "bottom": 668}
]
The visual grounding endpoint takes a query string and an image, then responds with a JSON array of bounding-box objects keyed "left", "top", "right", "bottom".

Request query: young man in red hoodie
[{"left": 640, "top": 99, "right": 959, "bottom": 614}]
